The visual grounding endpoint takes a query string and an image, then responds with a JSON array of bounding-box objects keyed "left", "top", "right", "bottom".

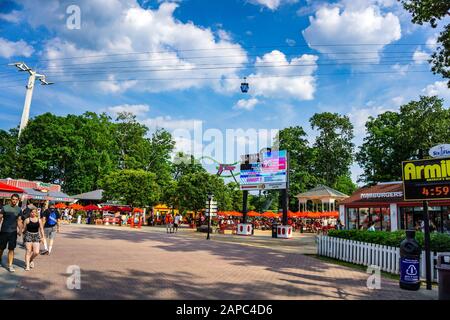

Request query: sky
[{"left": 0, "top": 0, "right": 449, "bottom": 184}]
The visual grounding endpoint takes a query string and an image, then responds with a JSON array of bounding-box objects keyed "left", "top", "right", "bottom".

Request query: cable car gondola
[{"left": 240, "top": 77, "right": 249, "bottom": 93}]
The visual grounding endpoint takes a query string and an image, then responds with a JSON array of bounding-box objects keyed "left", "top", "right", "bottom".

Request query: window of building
[
  {"left": 371, "top": 208, "right": 382, "bottom": 230},
  {"left": 381, "top": 207, "right": 391, "bottom": 231},
  {"left": 347, "top": 208, "right": 358, "bottom": 230},
  {"left": 359, "top": 208, "right": 370, "bottom": 230}
]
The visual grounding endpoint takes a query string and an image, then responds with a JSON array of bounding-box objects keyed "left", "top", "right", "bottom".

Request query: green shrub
[{"left": 327, "top": 229, "right": 450, "bottom": 252}]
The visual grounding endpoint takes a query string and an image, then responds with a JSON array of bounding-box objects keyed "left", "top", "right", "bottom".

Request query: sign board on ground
[
  {"left": 239, "top": 150, "right": 287, "bottom": 191},
  {"left": 402, "top": 157, "right": 450, "bottom": 200}
]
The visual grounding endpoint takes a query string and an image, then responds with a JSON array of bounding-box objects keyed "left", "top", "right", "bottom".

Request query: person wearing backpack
[{"left": 40, "top": 203, "right": 61, "bottom": 255}]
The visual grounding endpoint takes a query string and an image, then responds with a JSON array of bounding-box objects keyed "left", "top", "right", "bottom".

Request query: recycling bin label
[{"left": 400, "top": 258, "right": 420, "bottom": 283}]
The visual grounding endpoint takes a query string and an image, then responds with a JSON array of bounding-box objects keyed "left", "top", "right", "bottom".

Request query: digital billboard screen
[
  {"left": 239, "top": 150, "right": 287, "bottom": 190},
  {"left": 402, "top": 157, "right": 450, "bottom": 201}
]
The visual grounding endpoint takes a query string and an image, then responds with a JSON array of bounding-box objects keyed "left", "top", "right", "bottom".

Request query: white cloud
[
  {"left": 391, "top": 96, "right": 405, "bottom": 107},
  {"left": 249, "top": 0, "right": 298, "bottom": 10},
  {"left": 391, "top": 63, "right": 409, "bottom": 76},
  {"left": 302, "top": 3, "right": 401, "bottom": 61},
  {"left": 16, "top": 1, "right": 247, "bottom": 94},
  {"left": 0, "top": 10, "right": 21, "bottom": 23},
  {"left": 142, "top": 116, "right": 203, "bottom": 132},
  {"left": 426, "top": 34, "right": 439, "bottom": 50},
  {"left": 248, "top": 50, "right": 318, "bottom": 100},
  {"left": 234, "top": 98, "right": 259, "bottom": 111},
  {"left": 0, "top": 38, "right": 34, "bottom": 58},
  {"left": 423, "top": 81, "right": 450, "bottom": 102},
  {"left": 285, "top": 38, "right": 296, "bottom": 46},
  {"left": 107, "top": 104, "right": 150, "bottom": 116},
  {"left": 347, "top": 105, "right": 395, "bottom": 138},
  {"left": 413, "top": 49, "right": 430, "bottom": 64}
]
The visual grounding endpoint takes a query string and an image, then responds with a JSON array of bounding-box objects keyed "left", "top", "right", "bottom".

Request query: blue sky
[{"left": 0, "top": 0, "right": 449, "bottom": 184}]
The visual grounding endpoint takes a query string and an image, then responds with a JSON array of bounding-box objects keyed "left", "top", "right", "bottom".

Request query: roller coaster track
[{"left": 197, "top": 156, "right": 240, "bottom": 178}]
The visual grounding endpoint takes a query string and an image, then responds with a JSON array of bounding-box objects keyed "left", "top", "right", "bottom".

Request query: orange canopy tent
[
  {"left": 55, "top": 203, "right": 67, "bottom": 209},
  {"left": 296, "top": 212, "right": 309, "bottom": 218},
  {"left": 247, "top": 211, "right": 261, "bottom": 217},
  {"left": 306, "top": 212, "right": 321, "bottom": 219},
  {"left": 263, "top": 211, "right": 279, "bottom": 218},
  {"left": 287, "top": 210, "right": 298, "bottom": 218},
  {"left": 133, "top": 208, "right": 144, "bottom": 213},
  {"left": 69, "top": 203, "right": 84, "bottom": 210},
  {"left": 218, "top": 211, "right": 242, "bottom": 217},
  {"left": 320, "top": 211, "right": 339, "bottom": 218}
]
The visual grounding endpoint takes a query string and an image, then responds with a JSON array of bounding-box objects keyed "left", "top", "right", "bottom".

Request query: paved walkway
[{"left": 1, "top": 224, "right": 437, "bottom": 300}]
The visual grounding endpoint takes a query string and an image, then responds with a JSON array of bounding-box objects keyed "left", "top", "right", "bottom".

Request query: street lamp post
[
  {"left": 9, "top": 62, "right": 53, "bottom": 137},
  {"left": 207, "top": 192, "right": 213, "bottom": 240}
]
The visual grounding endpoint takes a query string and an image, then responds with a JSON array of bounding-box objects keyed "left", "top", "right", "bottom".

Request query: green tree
[
  {"left": 177, "top": 171, "right": 212, "bottom": 214},
  {"left": 0, "top": 128, "right": 18, "bottom": 178},
  {"left": 172, "top": 152, "right": 205, "bottom": 180},
  {"left": 114, "top": 112, "right": 152, "bottom": 170},
  {"left": 226, "top": 182, "right": 244, "bottom": 211},
  {"left": 400, "top": 0, "right": 450, "bottom": 87},
  {"left": 16, "top": 112, "right": 118, "bottom": 194},
  {"left": 333, "top": 174, "right": 357, "bottom": 196},
  {"left": 310, "top": 112, "right": 354, "bottom": 188},
  {"left": 357, "top": 96, "right": 450, "bottom": 183},
  {"left": 100, "top": 169, "right": 161, "bottom": 207}
]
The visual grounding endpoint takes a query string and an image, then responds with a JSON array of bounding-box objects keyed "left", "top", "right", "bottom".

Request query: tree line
[{"left": 0, "top": 95, "right": 448, "bottom": 212}]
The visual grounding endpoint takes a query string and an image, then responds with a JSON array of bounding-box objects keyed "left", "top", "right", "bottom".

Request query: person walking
[
  {"left": 174, "top": 213, "right": 181, "bottom": 233},
  {"left": 0, "top": 194, "right": 23, "bottom": 272},
  {"left": 166, "top": 213, "right": 174, "bottom": 233},
  {"left": 19, "top": 203, "right": 37, "bottom": 248},
  {"left": 22, "top": 208, "right": 44, "bottom": 271},
  {"left": 40, "top": 203, "right": 61, "bottom": 255}
]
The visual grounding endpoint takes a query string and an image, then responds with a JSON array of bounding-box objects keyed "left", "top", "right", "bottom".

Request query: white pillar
[
  {"left": 339, "top": 205, "right": 345, "bottom": 227},
  {"left": 390, "top": 204, "right": 398, "bottom": 231},
  {"left": 19, "top": 72, "right": 36, "bottom": 136}
]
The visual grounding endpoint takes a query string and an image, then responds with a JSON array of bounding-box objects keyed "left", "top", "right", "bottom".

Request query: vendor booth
[{"left": 339, "top": 181, "right": 450, "bottom": 233}]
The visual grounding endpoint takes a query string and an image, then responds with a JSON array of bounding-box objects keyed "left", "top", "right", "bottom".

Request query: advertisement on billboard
[
  {"left": 239, "top": 150, "right": 287, "bottom": 191},
  {"left": 402, "top": 157, "right": 450, "bottom": 201}
]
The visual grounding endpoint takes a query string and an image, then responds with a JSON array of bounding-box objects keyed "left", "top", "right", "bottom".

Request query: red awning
[{"left": 0, "top": 182, "right": 24, "bottom": 193}]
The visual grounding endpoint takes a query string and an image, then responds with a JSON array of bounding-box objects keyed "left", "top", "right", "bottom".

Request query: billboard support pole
[
  {"left": 282, "top": 151, "right": 290, "bottom": 225},
  {"left": 281, "top": 189, "right": 288, "bottom": 225},
  {"left": 423, "top": 200, "right": 432, "bottom": 290},
  {"left": 242, "top": 190, "right": 248, "bottom": 224}
]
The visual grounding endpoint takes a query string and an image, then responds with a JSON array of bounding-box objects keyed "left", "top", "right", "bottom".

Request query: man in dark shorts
[
  {"left": 40, "top": 203, "right": 61, "bottom": 255},
  {"left": 0, "top": 194, "right": 23, "bottom": 272}
]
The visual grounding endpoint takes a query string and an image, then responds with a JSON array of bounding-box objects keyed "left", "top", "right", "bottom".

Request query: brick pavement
[{"left": 2, "top": 224, "right": 437, "bottom": 300}]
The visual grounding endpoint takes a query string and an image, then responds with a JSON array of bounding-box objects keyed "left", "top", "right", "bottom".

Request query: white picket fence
[{"left": 317, "top": 236, "right": 440, "bottom": 282}]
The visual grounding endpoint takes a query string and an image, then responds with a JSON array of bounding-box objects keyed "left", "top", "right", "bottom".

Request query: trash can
[
  {"left": 272, "top": 223, "right": 278, "bottom": 238},
  {"left": 399, "top": 230, "right": 421, "bottom": 291},
  {"left": 437, "top": 253, "right": 450, "bottom": 300}
]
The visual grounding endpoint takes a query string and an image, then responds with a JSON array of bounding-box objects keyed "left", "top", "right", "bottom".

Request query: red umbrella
[
  {"left": 120, "top": 206, "right": 132, "bottom": 212},
  {"left": 133, "top": 208, "right": 144, "bottom": 213},
  {"left": 55, "top": 203, "right": 67, "bottom": 209},
  {"left": 84, "top": 204, "right": 100, "bottom": 211}
]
